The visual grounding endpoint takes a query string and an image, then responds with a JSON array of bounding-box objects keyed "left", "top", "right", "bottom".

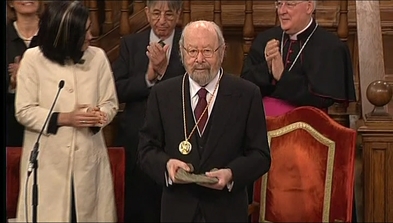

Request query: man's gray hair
[
  {"left": 179, "top": 20, "right": 225, "bottom": 60},
  {"left": 146, "top": 0, "right": 183, "bottom": 12},
  {"left": 179, "top": 20, "right": 225, "bottom": 46}
]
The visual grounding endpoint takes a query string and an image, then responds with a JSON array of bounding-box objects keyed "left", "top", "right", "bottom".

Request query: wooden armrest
[{"left": 248, "top": 202, "right": 260, "bottom": 216}]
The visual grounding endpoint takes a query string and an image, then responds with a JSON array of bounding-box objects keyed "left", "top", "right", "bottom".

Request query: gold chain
[
  {"left": 181, "top": 72, "right": 223, "bottom": 141},
  {"left": 280, "top": 23, "right": 318, "bottom": 71}
]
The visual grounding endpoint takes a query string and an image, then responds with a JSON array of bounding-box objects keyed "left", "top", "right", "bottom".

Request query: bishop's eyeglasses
[
  {"left": 182, "top": 45, "right": 223, "bottom": 58},
  {"left": 275, "top": 1, "right": 306, "bottom": 9}
]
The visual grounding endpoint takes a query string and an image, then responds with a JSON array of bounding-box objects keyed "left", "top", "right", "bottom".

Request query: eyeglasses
[
  {"left": 275, "top": 1, "right": 305, "bottom": 9},
  {"left": 182, "top": 45, "right": 223, "bottom": 58},
  {"left": 149, "top": 10, "right": 176, "bottom": 21}
]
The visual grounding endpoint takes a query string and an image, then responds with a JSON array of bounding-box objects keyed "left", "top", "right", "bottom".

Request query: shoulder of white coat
[
  {"left": 86, "top": 46, "right": 107, "bottom": 57},
  {"left": 23, "top": 46, "right": 43, "bottom": 60}
]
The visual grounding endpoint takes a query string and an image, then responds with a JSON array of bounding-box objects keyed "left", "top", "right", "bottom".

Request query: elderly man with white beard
[{"left": 138, "top": 20, "right": 271, "bottom": 222}]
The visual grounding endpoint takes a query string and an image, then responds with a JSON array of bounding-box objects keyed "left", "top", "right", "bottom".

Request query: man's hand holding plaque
[
  {"left": 166, "top": 159, "right": 219, "bottom": 184},
  {"left": 175, "top": 164, "right": 219, "bottom": 184}
]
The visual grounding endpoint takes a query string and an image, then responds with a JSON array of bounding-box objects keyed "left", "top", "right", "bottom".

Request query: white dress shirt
[{"left": 188, "top": 68, "right": 221, "bottom": 136}]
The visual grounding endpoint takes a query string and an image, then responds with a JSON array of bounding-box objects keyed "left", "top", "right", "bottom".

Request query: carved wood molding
[
  {"left": 97, "top": 1, "right": 393, "bottom": 45},
  {"left": 357, "top": 121, "right": 393, "bottom": 222}
]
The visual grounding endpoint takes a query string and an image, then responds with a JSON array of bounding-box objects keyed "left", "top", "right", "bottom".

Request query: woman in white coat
[{"left": 15, "top": 1, "right": 118, "bottom": 222}]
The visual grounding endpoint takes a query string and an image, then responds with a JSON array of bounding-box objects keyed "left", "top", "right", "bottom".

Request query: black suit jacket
[
  {"left": 112, "top": 27, "right": 185, "bottom": 169},
  {"left": 138, "top": 73, "right": 271, "bottom": 222},
  {"left": 6, "top": 22, "right": 38, "bottom": 146}
]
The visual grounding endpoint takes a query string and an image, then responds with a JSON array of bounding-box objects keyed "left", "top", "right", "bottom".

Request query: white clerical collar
[
  {"left": 189, "top": 68, "right": 222, "bottom": 98},
  {"left": 289, "top": 18, "right": 313, "bottom": 40}
]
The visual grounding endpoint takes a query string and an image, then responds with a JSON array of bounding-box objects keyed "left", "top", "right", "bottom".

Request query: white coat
[{"left": 14, "top": 46, "right": 119, "bottom": 222}]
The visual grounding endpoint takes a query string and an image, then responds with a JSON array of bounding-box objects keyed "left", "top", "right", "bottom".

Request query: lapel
[
  {"left": 135, "top": 30, "right": 150, "bottom": 71},
  {"left": 200, "top": 74, "right": 237, "bottom": 166},
  {"left": 167, "top": 75, "right": 202, "bottom": 165}
]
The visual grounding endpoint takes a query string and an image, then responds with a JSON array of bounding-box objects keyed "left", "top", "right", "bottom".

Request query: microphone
[{"left": 27, "top": 80, "right": 65, "bottom": 176}]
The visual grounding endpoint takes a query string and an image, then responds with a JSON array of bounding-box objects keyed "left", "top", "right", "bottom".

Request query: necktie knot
[
  {"left": 158, "top": 39, "right": 165, "bottom": 47},
  {"left": 197, "top": 88, "right": 208, "bottom": 99}
]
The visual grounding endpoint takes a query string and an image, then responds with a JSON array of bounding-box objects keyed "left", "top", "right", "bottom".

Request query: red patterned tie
[{"left": 194, "top": 88, "right": 208, "bottom": 134}]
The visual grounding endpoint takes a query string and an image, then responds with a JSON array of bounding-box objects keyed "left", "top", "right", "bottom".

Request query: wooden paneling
[
  {"left": 383, "top": 35, "right": 393, "bottom": 114},
  {"left": 385, "top": 35, "right": 393, "bottom": 77},
  {"left": 358, "top": 124, "right": 393, "bottom": 222},
  {"left": 221, "top": 34, "right": 244, "bottom": 75},
  {"left": 184, "top": 0, "right": 393, "bottom": 29}
]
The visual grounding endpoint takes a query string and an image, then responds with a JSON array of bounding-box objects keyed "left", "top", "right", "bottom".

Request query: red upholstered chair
[
  {"left": 108, "top": 147, "right": 126, "bottom": 223},
  {"left": 6, "top": 148, "right": 21, "bottom": 220},
  {"left": 6, "top": 147, "right": 125, "bottom": 222},
  {"left": 248, "top": 106, "right": 356, "bottom": 222}
]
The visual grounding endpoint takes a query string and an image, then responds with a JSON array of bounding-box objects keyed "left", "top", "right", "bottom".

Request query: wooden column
[
  {"left": 119, "top": 0, "right": 130, "bottom": 36},
  {"left": 88, "top": 0, "right": 100, "bottom": 38},
  {"left": 102, "top": 0, "right": 114, "bottom": 33},
  {"left": 182, "top": 0, "right": 191, "bottom": 28},
  {"left": 358, "top": 123, "right": 393, "bottom": 222},
  {"left": 356, "top": 1, "right": 386, "bottom": 119},
  {"left": 356, "top": 1, "right": 390, "bottom": 220},
  {"left": 213, "top": 0, "right": 222, "bottom": 30},
  {"left": 275, "top": 5, "right": 279, "bottom": 26},
  {"left": 242, "top": 0, "right": 254, "bottom": 58},
  {"left": 312, "top": 4, "right": 316, "bottom": 20},
  {"left": 133, "top": 0, "right": 145, "bottom": 14},
  {"left": 329, "top": 0, "right": 350, "bottom": 127},
  {"left": 358, "top": 81, "right": 393, "bottom": 222},
  {"left": 338, "top": 0, "right": 349, "bottom": 64}
]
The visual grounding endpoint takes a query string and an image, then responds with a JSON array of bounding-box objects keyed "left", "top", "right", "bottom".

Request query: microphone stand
[
  {"left": 27, "top": 80, "right": 64, "bottom": 223},
  {"left": 32, "top": 146, "right": 38, "bottom": 223}
]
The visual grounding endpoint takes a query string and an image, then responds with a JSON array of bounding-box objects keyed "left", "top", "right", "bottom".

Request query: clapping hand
[
  {"left": 67, "top": 105, "right": 107, "bottom": 128},
  {"left": 146, "top": 41, "right": 169, "bottom": 80},
  {"left": 8, "top": 56, "right": 21, "bottom": 89},
  {"left": 87, "top": 106, "right": 108, "bottom": 126},
  {"left": 264, "top": 39, "right": 284, "bottom": 80}
]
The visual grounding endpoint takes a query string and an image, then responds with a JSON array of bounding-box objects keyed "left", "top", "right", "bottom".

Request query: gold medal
[
  {"left": 179, "top": 72, "right": 222, "bottom": 156},
  {"left": 179, "top": 140, "right": 192, "bottom": 155}
]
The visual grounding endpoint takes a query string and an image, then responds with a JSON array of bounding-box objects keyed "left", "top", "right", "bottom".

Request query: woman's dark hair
[{"left": 37, "top": 1, "right": 89, "bottom": 65}]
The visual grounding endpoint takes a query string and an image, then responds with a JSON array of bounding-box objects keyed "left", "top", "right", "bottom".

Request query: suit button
[{"left": 75, "top": 146, "right": 79, "bottom": 151}]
